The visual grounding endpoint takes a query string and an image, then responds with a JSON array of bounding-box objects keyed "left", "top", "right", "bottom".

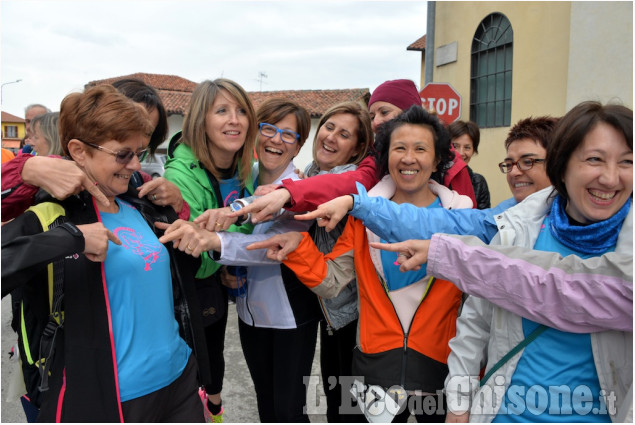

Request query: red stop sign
[{"left": 418, "top": 83, "right": 462, "bottom": 125}]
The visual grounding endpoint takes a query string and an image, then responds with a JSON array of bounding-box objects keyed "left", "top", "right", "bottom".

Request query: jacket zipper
[
  {"left": 318, "top": 296, "right": 334, "bottom": 335},
  {"left": 378, "top": 274, "right": 435, "bottom": 389}
]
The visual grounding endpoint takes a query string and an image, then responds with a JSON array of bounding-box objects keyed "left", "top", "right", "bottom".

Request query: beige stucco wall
[
  {"left": 566, "top": 2, "right": 633, "bottom": 109},
  {"left": 431, "top": 2, "right": 572, "bottom": 205}
]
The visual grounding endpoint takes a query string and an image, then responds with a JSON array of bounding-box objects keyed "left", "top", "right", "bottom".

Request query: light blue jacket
[{"left": 349, "top": 182, "right": 516, "bottom": 243}]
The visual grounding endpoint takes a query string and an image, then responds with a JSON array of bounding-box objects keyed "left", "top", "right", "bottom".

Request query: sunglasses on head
[{"left": 76, "top": 139, "right": 148, "bottom": 164}]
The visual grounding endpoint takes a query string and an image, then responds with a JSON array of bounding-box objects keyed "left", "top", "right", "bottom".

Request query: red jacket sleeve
[
  {"left": 1, "top": 153, "right": 39, "bottom": 221},
  {"left": 281, "top": 156, "right": 380, "bottom": 212}
]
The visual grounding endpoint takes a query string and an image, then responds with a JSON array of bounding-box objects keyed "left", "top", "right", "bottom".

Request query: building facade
[
  {"left": 1, "top": 111, "right": 26, "bottom": 151},
  {"left": 411, "top": 1, "right": 633, "bottom": 205}
]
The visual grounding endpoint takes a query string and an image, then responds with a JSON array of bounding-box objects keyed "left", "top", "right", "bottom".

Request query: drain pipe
[{"left": 424, "top": 1, "right": 435, "bottom": 85}]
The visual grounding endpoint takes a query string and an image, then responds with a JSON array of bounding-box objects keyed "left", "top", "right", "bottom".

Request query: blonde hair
[
  {"left": 311, "top": 101, "right": 373, "bottom": 167},
  {"left": 181, "top": 79, "right": 256, "bottom": 185},
  {"left": 31, "top": 112, "right": 62, "bottom": 156}
]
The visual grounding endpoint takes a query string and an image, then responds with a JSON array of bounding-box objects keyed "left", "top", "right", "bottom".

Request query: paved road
[{"left": 1, "top": 296, "right": 327, "bottom": 422}]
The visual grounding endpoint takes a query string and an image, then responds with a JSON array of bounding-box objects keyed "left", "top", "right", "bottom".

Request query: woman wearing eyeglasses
[
  {"left": 1, "top": 85, "right": 208, "bottom": 422},
  {"left": 442, "top": 101, "right": 633, "bottom": 422},
  {"left": 1, "top": 78, "right": 187, "bottom": 223},
  {"left": 160, "top": 101, "right": 373, "bottom": 422}
]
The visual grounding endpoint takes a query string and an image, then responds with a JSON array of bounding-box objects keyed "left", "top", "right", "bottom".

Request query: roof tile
[
  {"left": 1, "top": 111, "right": 25, "bottom": 122},
  {"left": 407, "top": 34, "right": 426, "bottom": 51},
  {"left": 85, "top": 72, "right": 370, "bottom": 117}
]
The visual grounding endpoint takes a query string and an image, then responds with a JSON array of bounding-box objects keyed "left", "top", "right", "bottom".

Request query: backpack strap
[
  {"left": 479, "top": 324, "right": 548, "bottom": 386},
  {"left": 25, "top": 202, "right": 68, "bottom": 392}
]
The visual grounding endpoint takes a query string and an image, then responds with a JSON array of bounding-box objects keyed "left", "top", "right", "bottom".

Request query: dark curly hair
[{"left": 374, "top": 105, "right": 453, "bottom": 183}]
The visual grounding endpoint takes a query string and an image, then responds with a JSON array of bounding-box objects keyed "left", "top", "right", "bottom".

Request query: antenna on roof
[{"left": 255, "top": 72, "right": 268, "bottom": 92}]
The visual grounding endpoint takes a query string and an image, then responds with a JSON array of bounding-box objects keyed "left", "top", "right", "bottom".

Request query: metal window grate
[{"left": 470, "top": 13, "right": 513, "bottom": 128}]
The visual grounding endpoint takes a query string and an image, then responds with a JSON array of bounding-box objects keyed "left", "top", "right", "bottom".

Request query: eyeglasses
[
  {"left": 77, "top": 139, "right": 148, "bottom": 164},
  {"left": 498, "top": 157, "right": 545, "bottom": 174},
  {"left": 258, "top": 123, "right": 300, "bottom": 144}
]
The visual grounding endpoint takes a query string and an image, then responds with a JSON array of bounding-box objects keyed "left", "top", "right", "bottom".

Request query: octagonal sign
[{"left": 418, "top": 83, "right": 462, "bottom": 125}]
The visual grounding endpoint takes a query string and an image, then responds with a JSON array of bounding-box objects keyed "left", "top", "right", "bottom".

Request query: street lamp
[{"left": 1, "top": 79, "right": 23, "bottom": 105}]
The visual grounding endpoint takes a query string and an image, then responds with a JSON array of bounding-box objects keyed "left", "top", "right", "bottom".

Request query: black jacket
[
  {"left": 1, "top": 188, "right": 210, "bottom": 422},
  {"left": 467, "top": 166, "right": 491, "bottom": 210}
]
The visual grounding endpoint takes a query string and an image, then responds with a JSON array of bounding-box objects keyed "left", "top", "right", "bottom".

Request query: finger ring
[
  {"left": 186, "top": 245, "right": 194, "bottom": 251},
  {"left": 152, "top": 194, "right": 157, "bottom": 201},
  {"left": 216, "top": 222, "right": 222, "bottom": 227},
  {"left": 398, "top": 252, "right": 408, "bottom": 257},
  {"left": 316, "top": 217, "right": 323, "bottom": 221}
]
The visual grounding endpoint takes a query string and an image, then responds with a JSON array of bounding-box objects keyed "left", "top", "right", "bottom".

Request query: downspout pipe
[{"left": 424, "top": 1, "right": 435, "bottom": 85}]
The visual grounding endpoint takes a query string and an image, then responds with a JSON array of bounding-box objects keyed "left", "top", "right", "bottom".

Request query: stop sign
[{"left": 418, "top": 83, "right": 462, "bottom": 124}]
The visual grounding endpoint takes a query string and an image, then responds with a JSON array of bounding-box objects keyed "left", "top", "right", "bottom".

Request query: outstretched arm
[
  {"left": 233, "top": 156, "right": 380, "bottom": 223},
  {"left": 350, "top": 183, "right": 508, "bottom": 243},
  {"left": 372, "top": 234, "right": 633, "bottom": 333}
]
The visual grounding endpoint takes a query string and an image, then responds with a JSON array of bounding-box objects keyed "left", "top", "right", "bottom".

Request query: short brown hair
[
  {"left": 504, "top": 116, "right": 559, "bottom": 151},
  {"left": 59, "top": 85, "right": 152, "bottom": 156},
  {"left": 448, "top": 120, "right": 481, "bottom": 153},
  {"left": 547, "top": 101, "right": 633, "bottom": 200},
  {"left": 256, "top": 98, "right": 311, "bottom": 149}
]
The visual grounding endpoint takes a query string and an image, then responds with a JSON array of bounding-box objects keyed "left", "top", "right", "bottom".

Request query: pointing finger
[
  {"left": 83, "top": 175, "right": 110, "bottom": 206},
  {"left": 107, "top": 230, "right": 122, "bottom": 245}
]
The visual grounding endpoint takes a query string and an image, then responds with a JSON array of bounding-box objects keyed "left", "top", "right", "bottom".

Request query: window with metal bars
[{"left": 470, "top": 13, "right": 513, "bottom": 128}]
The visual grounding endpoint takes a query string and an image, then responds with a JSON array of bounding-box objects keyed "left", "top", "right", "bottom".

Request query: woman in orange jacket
[{"left": 249, "top": 105, "right": 472, "bottom": 422}]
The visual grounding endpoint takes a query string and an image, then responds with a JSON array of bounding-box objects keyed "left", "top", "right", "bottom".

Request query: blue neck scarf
[{"left": 549, "top": 194, "right": 631, "bottom": 255}]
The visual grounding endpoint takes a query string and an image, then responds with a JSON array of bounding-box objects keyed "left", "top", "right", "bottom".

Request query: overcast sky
[{"left": 1, "top": 0, "right": 427, "bottom": 117}]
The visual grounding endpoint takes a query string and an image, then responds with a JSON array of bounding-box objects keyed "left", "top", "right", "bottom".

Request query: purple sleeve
[{"left": 427, "top": 233, "right": 633, "bottom": 333}]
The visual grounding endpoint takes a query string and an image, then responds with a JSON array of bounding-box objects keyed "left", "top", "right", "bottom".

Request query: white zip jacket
[
  {"left": 444, "top": 187, "right": 633, "bottom": 423},
  {"left": 216, "top": 162, "right": 313, "bottom": 328}
]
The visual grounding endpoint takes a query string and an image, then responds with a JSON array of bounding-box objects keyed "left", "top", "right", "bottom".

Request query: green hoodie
[{"left": 164, "top": 137, "right": 254, "bottom": 279}]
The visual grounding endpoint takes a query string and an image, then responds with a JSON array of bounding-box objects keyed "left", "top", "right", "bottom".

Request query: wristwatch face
[{"left": 229, "top": 201, "right": 242, "bottom": 213}]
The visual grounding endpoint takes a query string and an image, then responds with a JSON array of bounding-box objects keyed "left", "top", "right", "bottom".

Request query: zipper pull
[{"left": 327, "top": 324, "right": 334, "bottom": 336}]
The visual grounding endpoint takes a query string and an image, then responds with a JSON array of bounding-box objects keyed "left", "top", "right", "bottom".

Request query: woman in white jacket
[
  {"left": 445, "top": 101, "right": 632, "bottom": 423},
  {"left": 160, "top": 100, "right": 373, "bottom": 422}
]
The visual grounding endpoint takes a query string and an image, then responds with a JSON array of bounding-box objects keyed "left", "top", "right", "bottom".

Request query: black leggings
[
  {"left": 201, "top": 298, "right": 229, "bottom": 394},
  {"left": 239, "top": 318, "right": 318, "bottom": 423},
  {"left": 319, "top": 320, "right": 367, "bottom": 422}
]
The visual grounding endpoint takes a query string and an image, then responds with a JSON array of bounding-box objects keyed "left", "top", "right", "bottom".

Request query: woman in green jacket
[{"left": 164, "top": 78, "right": 257, "bottom": 422}]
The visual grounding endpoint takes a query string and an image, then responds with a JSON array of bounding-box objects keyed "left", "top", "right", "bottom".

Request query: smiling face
[
  {"left": 257, "top": 113, "right": 301, "bottom": 181},
  {"left": 30, "top": 122, "right": 50, "bottom": 156},
  {"left": 452, "top": 134, "right": 475, "bottom": 164},
  {"left": 388, "top": 124, "right": 438, "bottom": 205},
  {"left": 505, "top": 138, "right": 551, "bottom": 202},
  {"left": 72, "top": 135, "right": 147, "bottom": 201},
  {"left": 205, "top": 89, "right": 249, "bottom": 168},
  {"left": 314, "top": 113, "right": 360, "bottom": 171},
  {"left": 369, "top": 101, "right": 402, "bottom": 133},
  {"left": 562, "top": 122, "right": 633, "bottom": 224}
]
